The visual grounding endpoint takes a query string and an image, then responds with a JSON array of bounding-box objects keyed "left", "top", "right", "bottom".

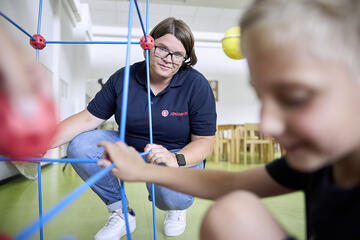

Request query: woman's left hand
[{"left": 145, "top": 144, "right": 178, "bottom": 168}]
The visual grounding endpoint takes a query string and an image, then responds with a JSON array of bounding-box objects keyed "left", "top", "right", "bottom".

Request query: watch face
[{"left": 176, "top": 153, "right": 186, "bottom": 166}]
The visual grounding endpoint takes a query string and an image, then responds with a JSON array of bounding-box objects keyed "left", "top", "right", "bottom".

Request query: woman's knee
[
  {"left": 67, "top": 131, "right": 94, "bottom": 158},
  {"left": 157, "top": 195, "right": 194, "bottom": 210},
  {"left": 153, "top": 185, "right": 194, "bottom": 210},
  {"left": 67, "top": 130, "right": 117, "bottom": 158}
]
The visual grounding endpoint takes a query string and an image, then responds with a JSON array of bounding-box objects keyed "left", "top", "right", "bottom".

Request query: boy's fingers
[
  {"left": 149, "top": 144, "right": 161, "bottom": 148},
  {"left": 115, "top": 141, "right": 127, "bottom": 149},
  {"left": 98, "top": 141, "right": 116, "bottom": 153},
  {"left": 97, "top": 159, "right": 112, "bottom": 168},
  {"left": 145, "top": 143, "right": 160, "bottom": 150},
  {"left": 128, "top": 146, "right": 138, "bottom": 155},
  {"left": 149, "top": 148, "right": 164, "bottom": 154},
  {"left": 144, "top": 144, "right": 150, "bottom": 152},
  {"left": 97, "top": 141, "right": 114, "bottom": 149},
  {"left": 97, "top": 141, "right": 119, "bottom": 162}
]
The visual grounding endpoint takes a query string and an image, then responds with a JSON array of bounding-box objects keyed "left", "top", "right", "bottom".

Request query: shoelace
[
  {"left": 166, "top": 211, "right": 185, "bottom": 223},
  {"left": 105, "top": 211, "right": 123, "bottom": 228}
]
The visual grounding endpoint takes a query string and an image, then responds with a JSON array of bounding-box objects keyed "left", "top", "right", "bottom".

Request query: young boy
[{"left": 97, "top": 0, "right": 360, "bottom": 239}]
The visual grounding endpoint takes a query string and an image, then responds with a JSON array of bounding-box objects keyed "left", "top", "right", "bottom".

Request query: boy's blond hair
[{"left": 240, "top": 0, "right": 360, "bottom": 79}]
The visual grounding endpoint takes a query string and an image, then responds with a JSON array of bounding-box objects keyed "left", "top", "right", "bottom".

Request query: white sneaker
[
  {"left": 94, "top": 209, "right": 136, "bottom": 240},
  {"left": 164, "top": 210, "right": 187, "bottom": 236}
]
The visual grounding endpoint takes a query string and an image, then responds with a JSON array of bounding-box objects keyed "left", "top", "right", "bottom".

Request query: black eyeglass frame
[{"left": 153, "top": 45, "right": 187, "bottom": 64}]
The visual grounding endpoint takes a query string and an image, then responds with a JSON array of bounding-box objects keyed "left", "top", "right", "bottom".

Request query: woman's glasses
[{"left": 154, "top": 45, "right": 186, "bottom": 65}]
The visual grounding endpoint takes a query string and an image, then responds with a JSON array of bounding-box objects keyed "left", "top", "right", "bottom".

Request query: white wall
[
  {"left": 0, "top": 0, "right": 91, "bottom": 157},
  {"left": 1, "top": 0, "right": 261, "bottom": 128},
  {"left": 195, "top": 45, "right": 261, "bottom": 124},
  {"left": 1, "top": 0, "right": 91, "bottom": 117}
]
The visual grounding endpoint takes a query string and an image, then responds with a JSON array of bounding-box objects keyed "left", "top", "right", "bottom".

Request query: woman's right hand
[{"left": 97, "top": 141, "right": 148, "bottom": 181}]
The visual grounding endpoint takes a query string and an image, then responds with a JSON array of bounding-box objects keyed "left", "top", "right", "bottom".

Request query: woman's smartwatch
[{"left": 175, "top": 153, "right": 186, "bottom": 167}]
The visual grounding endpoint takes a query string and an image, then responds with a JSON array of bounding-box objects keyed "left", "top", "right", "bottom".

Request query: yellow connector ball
[{"left": 222, "top": 26, "right": 244, "bottom": 59}]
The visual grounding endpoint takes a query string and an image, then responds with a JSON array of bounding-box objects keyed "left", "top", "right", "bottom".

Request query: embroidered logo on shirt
[
  {"left": 170, "top": 112, "right": 188, "bottom": 116},
  {"left": 161, "top": 110, "right": 169, "bottom": 117},
  {"left": 161, "top": 110, "right": 188, "bottom": 117}
]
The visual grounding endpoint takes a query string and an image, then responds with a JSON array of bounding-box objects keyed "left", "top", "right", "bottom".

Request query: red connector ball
[
  {"left": 140, "top": 35, "right": 154, "bottom": 50},
  {"left": 0, "top": 232, "right": 14, "bottom": 240},
  {"left": 30, "top": 34, "right": 46, "bottom": 50},
  {"left": 0, "top": 94, "right": 58, "bottom": 158}
]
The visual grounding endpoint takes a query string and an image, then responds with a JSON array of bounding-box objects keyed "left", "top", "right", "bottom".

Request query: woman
[
  {"left": 98, "top": 0, "right": 360, "bottom": 239},
  {"left": 53, "top": 17, "right": 216, "bottom": 239}
]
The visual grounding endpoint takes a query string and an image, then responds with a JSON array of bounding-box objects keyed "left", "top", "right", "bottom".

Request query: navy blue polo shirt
[{"left": 87, "top": 61, "right": 217, "bottom": 152}]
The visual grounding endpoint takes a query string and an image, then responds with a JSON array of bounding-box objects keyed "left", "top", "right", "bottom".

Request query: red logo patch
[{"left": 161, "top": 110, "right": 169, "bottom": 117}]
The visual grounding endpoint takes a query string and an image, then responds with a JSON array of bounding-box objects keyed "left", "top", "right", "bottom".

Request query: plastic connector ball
[
  {"left": 0, "top": 233, "right": 14, "bottom": 240},
  {"left": 0, "top": 94, "right": 58, "bottom": 158},
  {"left": 140, "top": 35, "right": 154, "bottom": 50},
  {"left": 30, "top": 34, "right": 46, "bottom": 50}
]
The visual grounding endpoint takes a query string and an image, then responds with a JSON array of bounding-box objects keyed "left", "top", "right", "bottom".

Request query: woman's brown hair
[{"left": 150, "top": 17, "right": 197, "bottom": 70}]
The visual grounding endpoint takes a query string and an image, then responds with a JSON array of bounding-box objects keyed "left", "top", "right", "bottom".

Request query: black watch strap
[{"left": 175, "top": 153, "right": 186, "bottom": 167}]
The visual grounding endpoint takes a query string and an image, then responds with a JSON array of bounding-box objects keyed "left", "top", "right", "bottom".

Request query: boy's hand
[
  {"left": 144, "top": 144, "right": 178, "bottom": 168},
  {"left": 97, "top": 141, "right": 147, "bottom": 181}
]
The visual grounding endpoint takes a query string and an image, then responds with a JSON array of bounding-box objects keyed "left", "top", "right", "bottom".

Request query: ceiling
[{"left": 80, "top": 0, "right": 252, "bottom": 34}]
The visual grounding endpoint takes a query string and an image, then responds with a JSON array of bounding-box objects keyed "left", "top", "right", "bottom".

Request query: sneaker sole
[
  {"left": 95, "top": 218, "right": 136, "bottom": 240},
  {"left": 164, "top": 226, "right": 186, "bottom": 237}
]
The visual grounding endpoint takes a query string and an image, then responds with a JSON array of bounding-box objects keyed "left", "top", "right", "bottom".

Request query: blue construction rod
[
  {"left": 0, "top": 11, "right": 36, "bottom": 40},
  {"left": 146, "top": 47, "right": 158, "bottom": 240},
  {"left": 134, "top": 0, "right": 147, "bottom": 41},
  {"left": 45, "top": 41, "right": 140, "bottom": 45},
  {"left": 145, "top": 59, "right": 153, "bottom": 148},
  {"left": 119, "top": 3, "right": 135, "bottom": 142},
  {"left": 145, "top": 34, "right": 153, "bottom": 148},
  {"left": 15, "top": 164, "right": 116, "bottom": 240},
  {"left": 0, "top": 151, "right": 151, "bottom": 163},
  {"left": 36, "top": 0, "right": 44, "bottom": 238},
  {"left": 37, "top": 163, "right": 43, "bottom": 240},
  {"left": 118, "top": 0, "right": 136, "bottom": 238},
  {"left": 36, "top": 49, "right": 39, "bottom": 61},
  {"left": 146, "top": 0, "right": 149, "bottom": 34},
  {"left": 36, "top": 0, "right": 43, "bottom": 35},
  {"left": 145, "top": 0, "right": 157, "bottom": 238},
  {"left": 143, "top": 0, "right": 157, "bottom": 237},
  {"left": 0, "top": 157, "right": 98, "bottom": 163}
]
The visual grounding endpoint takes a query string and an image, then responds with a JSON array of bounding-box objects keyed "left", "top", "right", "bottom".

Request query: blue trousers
[{"left": 67, "top": 130, "right": 203, "bottom": 212}]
